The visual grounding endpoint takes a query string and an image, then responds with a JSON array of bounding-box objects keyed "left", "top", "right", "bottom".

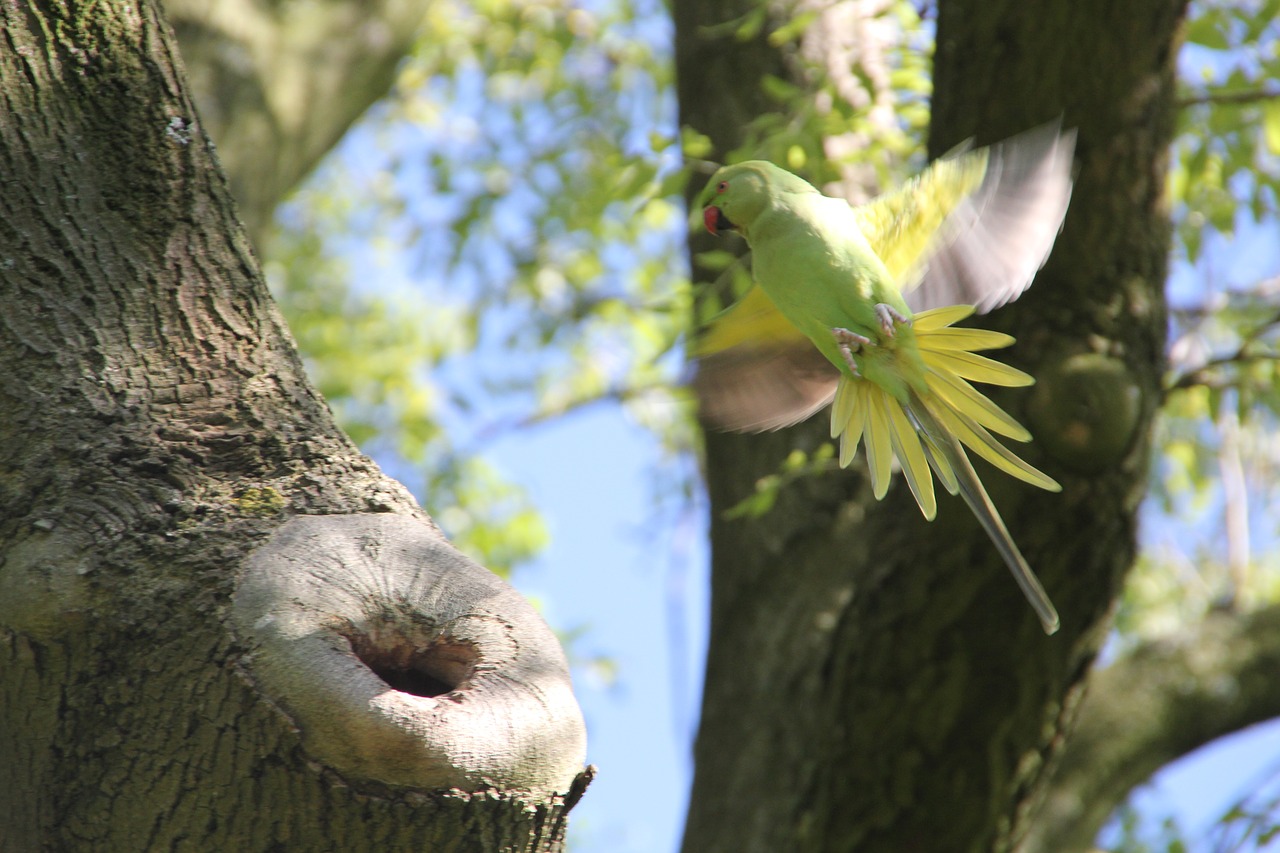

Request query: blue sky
[{"left": 491, "top": 407, "right": 705, "bottom": 852}]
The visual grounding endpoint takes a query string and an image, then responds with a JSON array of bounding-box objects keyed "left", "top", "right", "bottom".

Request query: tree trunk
[
  {"left": 677, "top": 0, "right": 1184, "bottom": 850},
  {"left": 0, "top": 3, "right": 587, "bottom": 850}
]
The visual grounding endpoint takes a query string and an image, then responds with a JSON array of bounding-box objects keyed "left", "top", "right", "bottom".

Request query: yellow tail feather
[
  {"left": 829, "top": 305, "right": 1057, "bottom": 500},
  {"left": 924, "top": 368, "right": 1031, "bottom": 441},
  {"left": 886, "top": 399, "right": 936, "bottom": 519},
  {"left": 912, "top": 304, "right": 976, "bottom": 331},
  {"left": 921, "top": 348, "right": 1035, "bottom": 387},
  {"left": 862, "top": 388, "right": 895, "bottom": 500},
  {"left": 917, "top": 327, "right": 1016, "bottom": 351},
  {"left": 827, "top": 305, "right": 1061, "bottom": 633}
]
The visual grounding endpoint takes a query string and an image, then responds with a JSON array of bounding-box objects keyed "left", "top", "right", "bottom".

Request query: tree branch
[
  {"left": 1028, "top": 605, "right": 1280, "bottom": 853},
  {"left": 164, "top": 0, "right": 430, "bottom": 244},
  {"left": 1176, "top": 87, "right": 1280, "bottom": 109},
  {"left": 1168, "top": 351, "right": 1280, "bottom": 391},
  {"left": 1168, "top": 302, "right": 1280, "bottom": 391}
]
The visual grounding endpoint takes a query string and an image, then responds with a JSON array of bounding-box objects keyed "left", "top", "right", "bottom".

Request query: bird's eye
[{"left": 716, "top": 181, "right": 728, "bottom": 194}]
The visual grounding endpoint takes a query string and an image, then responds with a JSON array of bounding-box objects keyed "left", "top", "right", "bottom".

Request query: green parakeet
[{"left": 693, "top": 123, "right": 1075, "bottom": 635}]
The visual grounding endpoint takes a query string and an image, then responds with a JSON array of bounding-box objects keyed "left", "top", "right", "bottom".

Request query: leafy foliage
[
  {"left": 389, "top": 0, "right": 689, "bottom": 419},
  {"left": 1106, "top": 0, "right": 1280, "bottom": 847},
  {"left": 1104, "top": 802, "right": 1191, "bottom": 853},
  {"left": 1208, "top": 764, "right": 1280, "bottom": 852},
  {"left": 1173, "top": 0, "right": 1280, "bottom": 261},
  {"left": 266, "top": 0, "right": 687, "bottom": 576},
  {"left": 1129, "top": 0, "right": 1280, "bottom": 638},
  {"left": 265, "top": 212, "right": 550, "bottom": 577}
]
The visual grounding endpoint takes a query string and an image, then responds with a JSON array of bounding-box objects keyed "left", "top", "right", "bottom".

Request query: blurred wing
[
  {"left": 854, "top": 122, "right": 1076, "bottom": 314},
  {"left": 693, "top": 342, "right": 838, "bottom": 432},
  {"left": 692, "top": 281, "right": 802, "bottom": 356},
  {"left": 692, "top": 284, "right": 837, "bottom": 432},
  {"left": 852, "top": 140, "right": 988, "bottom": 285}
]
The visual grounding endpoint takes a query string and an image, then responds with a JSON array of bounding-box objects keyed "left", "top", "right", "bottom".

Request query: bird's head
[
  {"left": 701, "top": 161, "right": 817, "bottom": 240},
  {"left": 701, "top": 162, "right": 774, "bottom": 238}
]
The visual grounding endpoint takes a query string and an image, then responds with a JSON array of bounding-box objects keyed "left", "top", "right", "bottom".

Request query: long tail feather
[
  {"left": 827, "top": 304, "right": 1061, "bottom": 633},
  {"left": 911, "top": 393, "right": 1060, "bottom": 634}
]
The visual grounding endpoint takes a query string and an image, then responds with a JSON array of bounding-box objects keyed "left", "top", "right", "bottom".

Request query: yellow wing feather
[
  {"left": 691, "top": 282, "right": 808, "bottom": 357},
  {"left": 851, "top": 148, "right": 990, "bottom": 283}
]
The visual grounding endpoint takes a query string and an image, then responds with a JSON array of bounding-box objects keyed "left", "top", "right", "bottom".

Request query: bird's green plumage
[
  {"left": 712, "top": 161, "right": 925, "bottom": 404},
  {"left": 696, "top": 126, "right": 1075, "bottom": 634}
]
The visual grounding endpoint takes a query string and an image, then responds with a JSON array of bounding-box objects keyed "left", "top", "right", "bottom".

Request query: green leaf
[
  {"left": 1264, "top": 100, "right": 1280, "bottom": 155},
  {"left": 724, "top": 475, "right": 781, "bottom": 520},
  {"left": 1185, "top": 14, "right": 1228, "bottom": 49},
  {"left": 682, "top": 127, "right": 714, "bottom": 160},
  {"left": 734, "top": 6, "right": 767, "bottom": 41},
  {"left": 767, "top": 10, "right": 818, "bottom": 47},
  {"left": 760, "top": 74, "right": 802, "bottom": 103}
]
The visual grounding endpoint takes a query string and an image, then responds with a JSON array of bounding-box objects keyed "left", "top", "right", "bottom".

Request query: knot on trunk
[{"left": 233, "top": 513, "right": 587, "bottom": 797}]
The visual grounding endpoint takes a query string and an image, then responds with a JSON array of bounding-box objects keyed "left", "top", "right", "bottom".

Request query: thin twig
[
  {"left": 1169, "top": 351, "right": 1280, "bottom": 391},
  {"left": 469, "top": 379, "right": 680, "bottom": 446},
  {"left": 1176, "top": 87, "right": 1280, "bottom": 109},
  {"left": 1168, "top": 302, "right": 1280, "bottom": 391}
]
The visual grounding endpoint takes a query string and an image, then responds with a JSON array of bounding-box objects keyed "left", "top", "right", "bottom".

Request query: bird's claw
[
  {"left": 874, "top": 303, "right": 911, "bottom": 337},
  {"left": 832, "top": 327, "right": 870, "bottom": 375}
]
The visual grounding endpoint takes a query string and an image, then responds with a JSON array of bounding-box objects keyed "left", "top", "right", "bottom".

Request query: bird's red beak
[{"left": 703, "top": 205, "right": 731, "bottom": 236}]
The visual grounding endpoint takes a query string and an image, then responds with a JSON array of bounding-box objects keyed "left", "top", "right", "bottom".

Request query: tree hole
[{"left": 344, "top": 627, "right": 477, "bottom": 698}]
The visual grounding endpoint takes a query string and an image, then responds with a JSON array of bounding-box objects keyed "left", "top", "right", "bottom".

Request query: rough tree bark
[
  {"left": 678, "top": 0, "right": 1186, "bottom": 850},
  {"left": 0, "top": 2, "right": 588, "bottom": 850}
]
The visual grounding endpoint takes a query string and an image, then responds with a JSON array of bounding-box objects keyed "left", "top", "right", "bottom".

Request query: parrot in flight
[{"left": 693, "top": 123, "right": 1075, "bottom": 635}]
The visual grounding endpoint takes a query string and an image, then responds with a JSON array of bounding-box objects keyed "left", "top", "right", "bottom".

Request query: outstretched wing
[{"left": 855, "top": 121, "right": 1075, "bottom": 312}]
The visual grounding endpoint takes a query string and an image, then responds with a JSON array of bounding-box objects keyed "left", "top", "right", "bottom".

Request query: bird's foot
[
  {"left": 832, "top": 327, "right": 870, "bottom": 375},
  {"left": 874, "top": 303, "right": 911, "bottom": 337}
]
